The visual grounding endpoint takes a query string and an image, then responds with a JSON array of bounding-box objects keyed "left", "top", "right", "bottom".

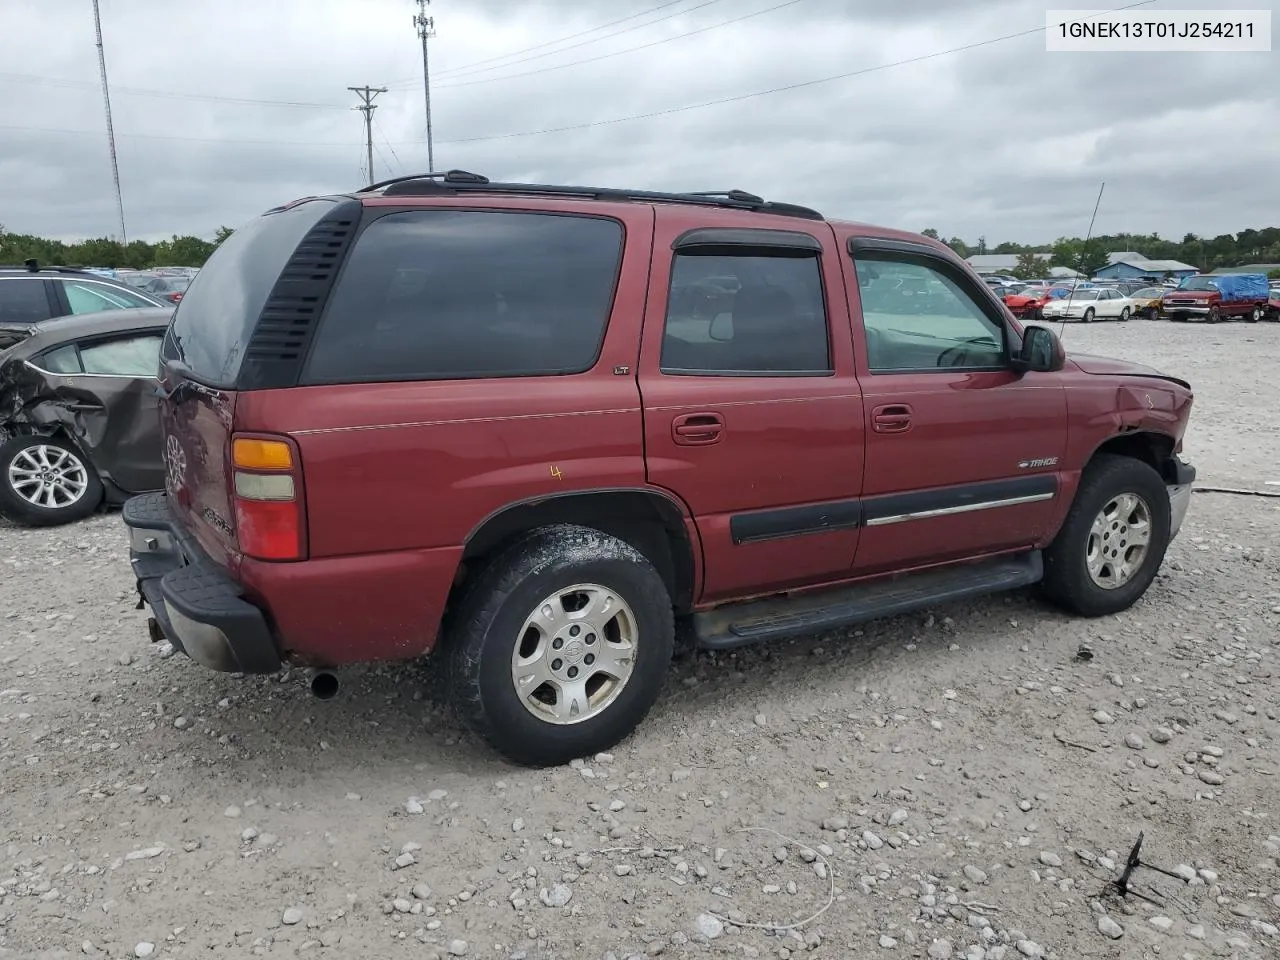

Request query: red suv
[{"left": 124, "top": 171, "right": 1196, "bottom": 766}]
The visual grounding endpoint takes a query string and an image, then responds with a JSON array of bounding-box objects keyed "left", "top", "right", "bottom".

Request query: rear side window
[
  {"left": 0, "top": 278, "right": 52, "bottom": 324},
  {"left": 303, "top": 210, "right": 623, "bottom": 384},
  {"left": 163, "top": 198, "right": 338, "bottom": 386}
]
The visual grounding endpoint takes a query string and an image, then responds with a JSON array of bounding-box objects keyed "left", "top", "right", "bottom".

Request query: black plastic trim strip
[
  {"left": 863, "top": 474, "right": 1058, "bottom": 525},
  {"left": 730, "top": 499, "right": 862, "bottom": 544},
  {"left": 673, "top": 227, "right": 822, "bottom": 252}
]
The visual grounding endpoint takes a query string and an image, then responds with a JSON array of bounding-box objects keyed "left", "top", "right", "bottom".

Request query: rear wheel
[
  {"left": 447, "top": 524, "right": 674, "bottom": 767},
  {"left": 0, "top": 435, "right": 104, "bottom": 526},
  {"left": 1041, "top": 455, "right": 1171, "bottom": 617},
  {"left": 1245, "top": 305, "right": 1262, "bottom": 323}
]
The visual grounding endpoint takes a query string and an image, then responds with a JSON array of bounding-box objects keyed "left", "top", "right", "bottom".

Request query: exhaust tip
[{"left": 309, "top": 671, "right": 340, "bottom": 700}]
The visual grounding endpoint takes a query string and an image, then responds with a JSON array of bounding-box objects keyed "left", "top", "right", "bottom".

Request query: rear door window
[
  {"left": 0, "top": 278, "right": 54, "bottom": 324},
  {"left": 62, "top": 279, "right": 158, "bottom": 314},
  {"left": 303, "top": 210, "right": 624, "bottom": 384}
]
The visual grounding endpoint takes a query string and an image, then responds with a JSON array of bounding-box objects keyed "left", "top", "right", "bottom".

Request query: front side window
[
  {"left": 63, "top": 280, "right": 157, "bottom": 314},
  {"left": 79, "top": 334, "right": 163, "bottom": 376},
  {"left": 660, "top": 252, "right": 830, "bottom": 375},
  {"left": 304, "top": 210, "right": 624, "bottom": 383},
  {"left": 852, "top": 257, "right": 1005, "bottom": 371}
]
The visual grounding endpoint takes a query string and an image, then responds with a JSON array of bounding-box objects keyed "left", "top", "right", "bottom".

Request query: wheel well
[
  {"left": 459, "top": 491, "right": 696, "bottom": 611},
  {"left": 1091, "top": 431, "right": 1176, "bottom": 480}
]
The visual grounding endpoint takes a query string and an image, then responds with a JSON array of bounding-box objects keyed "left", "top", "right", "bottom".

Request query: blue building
[{"left": 1093, "top": 253, "right": 1199, "bottom": 281}]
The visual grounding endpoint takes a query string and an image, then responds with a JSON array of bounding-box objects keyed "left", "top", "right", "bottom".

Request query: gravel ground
[{"left": 2, "top": 320, "right": 1278, "bottom": 960}]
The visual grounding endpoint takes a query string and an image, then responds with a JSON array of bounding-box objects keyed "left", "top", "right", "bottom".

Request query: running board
[{"left": 693, "top": 551, "right": 1043, "bottom": 650}]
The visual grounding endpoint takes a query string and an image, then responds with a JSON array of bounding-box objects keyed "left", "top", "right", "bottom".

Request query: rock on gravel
[
  {"left": 1097, "top": 916, "right": 1124, "bottom": 939},
  {"left": 539, "top": 884, "right": 573, "bottom": 908},
  {"left": 695, "top": 913, "right": 724, "bottom": 939},
  {"left": 282, "top": 907, "right": 304, "bottom": 925}
]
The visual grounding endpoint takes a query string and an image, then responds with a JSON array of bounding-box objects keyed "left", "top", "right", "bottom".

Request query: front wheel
[
  {"left": 1208, "top": 305, "right": 1222, "bottom": 324},
  {"left": 0, "top": 434, "right": 104, "bottom": 526},
  {"left": 447, "top": 524, "right": 674, "bottom": 767},
  {"left": 1119, "top": 307, "right": 1131, "bottom": 321},
  {"left": 1040, "top": 455, "right": 1172, "bottom": 617},
  {"left": 1082, "top": 308, "right": 1095, "bottom": 323}
]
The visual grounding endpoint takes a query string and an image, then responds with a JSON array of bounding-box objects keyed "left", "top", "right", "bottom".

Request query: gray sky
[{"left": 1, "top": 0, "right": 1275, "bottom": 245}]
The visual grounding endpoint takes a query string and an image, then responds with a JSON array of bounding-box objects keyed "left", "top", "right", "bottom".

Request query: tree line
[
  {"left": 4, "top": 221, "right": 1280, "bottom": 280},
  {"left": 921, "top": 226, "right": 1280, "bottom": 281},
  {"left": 0, "top": 225, "right": 234, "bottom": 270}
]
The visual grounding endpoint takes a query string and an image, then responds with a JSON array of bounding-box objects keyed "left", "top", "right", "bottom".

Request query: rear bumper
[{"left": 123, "top": 492, "right": 281, "bottom": 674}]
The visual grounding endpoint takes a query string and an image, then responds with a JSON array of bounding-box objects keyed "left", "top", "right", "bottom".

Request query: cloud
[{"left": 0, "top": 0, "right": 1275, "bottom": 246}]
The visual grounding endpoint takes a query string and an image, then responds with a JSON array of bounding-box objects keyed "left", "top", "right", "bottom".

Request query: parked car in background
[
  {"left": 1128, "top": 286, "right": 1166, "bottom": 320},
  {"left": 141, "top": 276, "right": 191, "bottom": 304},
  {"left": 123, "top": 171, "right": 1195, "bottom": 767},
  {"left": 1040, "top": 287, "right": 1136, "bottom": 322},
  {"left": 1160, "top": 274, "right": 1269, "bottom": 323},
  {"left": 1, "top": 262, "right": 167, "bottom": 325},
  {"left": 1002, "top": 285, "right": 1056, "bottom": 320},
  {"left": 1, "top": 307, "right": 171, "bottom": 526},
  {"left": 1267, "top": 286, "right": 1280, "bottom": 320}
]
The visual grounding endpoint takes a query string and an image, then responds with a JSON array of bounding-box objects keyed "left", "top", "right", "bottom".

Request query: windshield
[{"left": 1178, "top": 277, "right": 1219, "bottom": 291}]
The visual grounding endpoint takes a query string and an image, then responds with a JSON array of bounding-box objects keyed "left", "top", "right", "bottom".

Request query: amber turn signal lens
[{"left": 233, "top": 438, "right": 294, "bottom": 470}]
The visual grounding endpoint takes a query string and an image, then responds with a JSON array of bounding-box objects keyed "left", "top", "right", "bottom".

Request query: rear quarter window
[
  {"left": 302, "top": 210, "right": 624, "bottom": 384},
  {"left": 163, "top": 198, "right": 338, "bottom": 386}
]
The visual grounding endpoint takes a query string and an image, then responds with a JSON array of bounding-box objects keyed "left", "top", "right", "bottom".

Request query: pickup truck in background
[{"left": 1160, "top": 273, "right": 1270, "bottom": 323}]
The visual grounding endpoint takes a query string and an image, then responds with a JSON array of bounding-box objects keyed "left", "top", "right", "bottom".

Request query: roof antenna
[{"left": 1058, "top": 181, "right": 1105, "bottom": 341}]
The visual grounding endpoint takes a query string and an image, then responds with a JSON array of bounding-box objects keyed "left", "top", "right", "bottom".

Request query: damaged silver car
[{"left": 0, "top": 307, "right": 172, "bottom": 526}]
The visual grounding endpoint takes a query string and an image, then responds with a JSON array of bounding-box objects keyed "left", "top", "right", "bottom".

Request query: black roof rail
[
  {"left": 359, "top": 169, "right": 491, "bottom": 193},
  {"left": 361, "top": 174, "right": 824, "bottom": 221},
  {"left": 0, "top": 260, "right": 96, "bottom": 275}
]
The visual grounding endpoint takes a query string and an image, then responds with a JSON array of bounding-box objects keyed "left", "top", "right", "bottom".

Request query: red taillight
[
  {"left": 169, "top": 292, "right": 183, "bottom": 302},
  {"left": 231, "top": 435, "right": 304, "bottom": 561}
]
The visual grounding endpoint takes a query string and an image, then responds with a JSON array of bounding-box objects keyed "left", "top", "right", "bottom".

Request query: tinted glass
[
  {"left": 80, "top": 334, "right": 163, "bottom": 376},
  {"left": 853, "top": 257, "right": 1004, "bottom": 371},
  {"left": 660, "top": 252, "right": 829, "bottom": 374},
  {"left": 164, "top": 198, "right": 338, "bottom": 386},
  {"left": 0, "top": 278, "right": 52, "bottom": 324},
  {"left": 304, "top": 210, "right": 623, "bottom": 383}
]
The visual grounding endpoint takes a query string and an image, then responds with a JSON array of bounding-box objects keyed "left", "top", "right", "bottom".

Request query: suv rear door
[
  {"left": 838, "top": 233, "right": 1067, "bottom": 576},
  {"left": 638, "top": 212, "right": 864, "bottom": 603}
]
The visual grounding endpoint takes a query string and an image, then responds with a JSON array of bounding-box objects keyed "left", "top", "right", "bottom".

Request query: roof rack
[
  {"left": 356, "top": 169, "right": 824, "bottom": 221},
  {"left": 0, "top": 260, "right": 96, "bottom": 275}
]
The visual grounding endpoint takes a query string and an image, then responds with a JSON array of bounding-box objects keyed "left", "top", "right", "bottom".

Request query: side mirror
[{"left": 1016, "top": 324, "right": 1066, "bottom": 373}]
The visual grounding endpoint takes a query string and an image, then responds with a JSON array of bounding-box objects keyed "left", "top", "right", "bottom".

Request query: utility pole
[
  {"left": 348, "top": 85, "right": 387, "bottom": 185},
  {"left": 413, "top": 0, "right": 436, "bottom": 170},
  {"left": 91, "top": 0, "right": 126, "bottom": 243}
]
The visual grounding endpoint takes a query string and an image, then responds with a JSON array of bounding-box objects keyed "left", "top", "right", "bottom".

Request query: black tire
[
  {"left": 0, "top": 434, "right": 104, "bottom": 527},
  {"left": 1245, "top": 305, "right": 1261, "bottom": 323},
  {"left": 447, "top": 524, "right": 674, "bottom": 767},
  {"left": 1041, "top": 454, "right": 1171, "bottom": 618},
  {"left": 1208, "top": 305, "right": 1222, "bottom": 324},
  {"left": 1119, "top": 307, "right": 1130, "bottom": 321},
  {"left": 1082, "top": 307, "right": 1095, "bottom": 323}
]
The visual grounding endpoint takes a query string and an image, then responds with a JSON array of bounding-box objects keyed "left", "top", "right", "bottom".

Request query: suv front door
[
  {"left": 638, "top": 217, "right": 864, "bottom": 603},
  {"left": 838, "top": 234, "right": 1068, "bottom": 576}
]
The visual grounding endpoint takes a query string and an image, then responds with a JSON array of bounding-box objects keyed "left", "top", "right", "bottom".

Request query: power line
[
  {"left": 425, "top": 0, "right": 1161, "bottom": 146},
  {"left": 417, "top": 0, "right": 691, "bottom": 80},
  {"left": 348, "top": 85, "right": 387, "bottom": 186},
  {"left": 0, "top": 71, "right": 348, "bottom": 110},
  {"left": 388, "top": 0, "right": 726, "bottom": 87},
  {"left": 1, "top": 2, "right": 1159, "bottom": 154},
  {"left": 374, "top": 116, "right": 406, "bottom": 172},
  {"left": 435, "top": 0, "right": 807, "bottom": 90}
]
